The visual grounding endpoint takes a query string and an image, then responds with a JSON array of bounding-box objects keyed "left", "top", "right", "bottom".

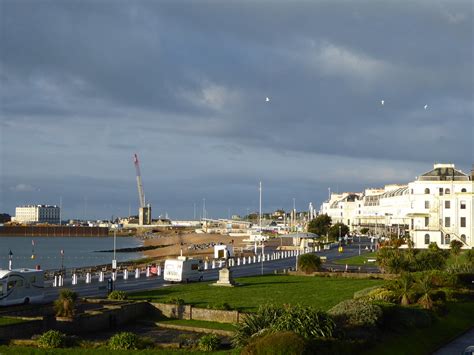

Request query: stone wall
[
  {"left": 151, "top": 303, "right": 242, "bottom": 324},
  {"left": 150, "top": 303, "right": 192, "bottom": 320}
]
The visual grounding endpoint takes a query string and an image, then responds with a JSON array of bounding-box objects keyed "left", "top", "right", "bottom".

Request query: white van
[
  {"left": 0, "top": 268, "right": 45, "bottom": 306},
  {"left": 163, "top": 257, "right": 203, "bottom": 283}
]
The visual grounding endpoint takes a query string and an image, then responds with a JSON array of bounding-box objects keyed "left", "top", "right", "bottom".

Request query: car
[{"left": 463, "top": 345, "right": 474, "bottom": 355}]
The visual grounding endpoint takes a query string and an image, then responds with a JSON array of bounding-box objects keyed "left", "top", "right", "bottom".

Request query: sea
[{"left": 0, "top": 236, "right": 144, "bottom": 271}]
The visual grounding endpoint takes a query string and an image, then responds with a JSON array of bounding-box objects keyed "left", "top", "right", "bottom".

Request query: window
[
  {"left": 460, "top": 217, "right": 466, "bottom": 228},
  {"left": 439, "top": 188, "right": 443, "bottom": 196},
  {"left": 425, "top": 201, "right": 430, "bottom": 209},
  {"left": 445, "top": 217, "right": 450, "bottom": 227},
  {"left": 7, "top": 281, "right": 16, "bottom": 290},
  {"left": 445, "top": 188, "right": 450, "bottom": 194},
  {"left": 445, "top": 201, "right": 451, "bottom": 209},
  {"left": 445, "top": 234, "right": 450, "bottom": 244},
  {"left": 461, "top": 234, "right": 466, "bottom": 243},
  {"left": 460, "top": 201, "right": 466, "bottom": 209},
  {"left": 0, "top": 283, "right": 2, "bottom": 295},
  {"left": 411, "top": 219, "right": 414, "bottom": 229},
  {"left": 424, "top": 234, "right": 430, "bottom": 245},
  {"left": 425, "top": 217, "right": 429, "bottom": 227},
  {"left": 424, "top": 188, "right": 430, "bottom": 194},
  {"left": 461, "top": 188, "right": 467, "bottom": 193}
]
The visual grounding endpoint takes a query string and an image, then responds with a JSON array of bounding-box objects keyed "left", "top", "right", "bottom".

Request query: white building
[
  {"left": 14, "top": 205, "right": 60, "bottom": 224},
  {"left": 319, "top": 164, "right": 473, "bottom": 249}
]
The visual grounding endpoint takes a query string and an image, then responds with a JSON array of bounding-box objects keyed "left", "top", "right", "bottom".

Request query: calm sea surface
[{"left": 0, "top": 236, "right": 144, "bottom": 271}]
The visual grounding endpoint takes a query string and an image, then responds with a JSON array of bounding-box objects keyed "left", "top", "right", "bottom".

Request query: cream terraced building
[
  {"left": 14, "top": 205, "right": 60, "bottom": 224},
  {"left": 319, "top": 164, "right": 473, "bottom": 249}
]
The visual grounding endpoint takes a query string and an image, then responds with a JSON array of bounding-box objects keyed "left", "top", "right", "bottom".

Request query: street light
[{"left": 8, "top": 250, "right": 13, "bottom": 271}]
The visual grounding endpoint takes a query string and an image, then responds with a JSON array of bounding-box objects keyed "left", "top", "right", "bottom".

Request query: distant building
[
  {"left": 14, "top": 205, "right": 60, "bottom": 224},
  {"left": 319, "top": 163, "right": 473, "bottom": 249}
]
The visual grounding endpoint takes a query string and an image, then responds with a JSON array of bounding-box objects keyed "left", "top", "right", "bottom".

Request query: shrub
[
  {"left": 37, "top": 330, "right": 66, "bottom": 349},
  {"left": 353, "top": 286, "right": 383, "bottom": 299},
  {"left": 198, "top": 334, "right": 220, "bottom": 351},
  {"left": 108, "top": 332, "right": 140, "bottom": 350},
  {"left": 328, "top": 299, "right": 383, "bottom": 329},
  {"left": 208, "top": 302, "right": 233, "bottom": 310},
  {"left": 415, "top": 274, "right": 435, "bottom": 310},
  {"left": 164, "top": 297, "right": 185, "bottom": 305},
  {"left": 242, "top": 331, "right": 309, "bottom": 355},
  {"left": 412, "top": 250, "right": 448, "bottom": 271},
  {"left": 387, "top": 273, "right": 414, "bottom": 306},
  {"left": 54, "top": 289, "right": 78, "bottom": 318},
  {"left": 298, "top": 254, "right": 322, "bottom": 274},
  {"left": 466, "top": 249, "right": 474, "bottom": 264},
  {"left": 108, "top": 290, "right": 128, "bottom": 300}
]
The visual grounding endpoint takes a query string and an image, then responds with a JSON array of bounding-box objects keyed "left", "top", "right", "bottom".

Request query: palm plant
[
  {"left": 297, "top": 254, "right": 322, "bottom": 274},
  {"left": 389, "top": 273, "right": 414, "bottom": 306},
  {"left": 54, "top": 288, "right": 78, "bottom": 318},
  {"left": 415, "top": 274, "right": 434, "bottom": 310}
]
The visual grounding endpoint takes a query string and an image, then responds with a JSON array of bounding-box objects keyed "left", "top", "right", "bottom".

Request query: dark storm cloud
[{"left": 0, "top": 0, "right": 472, "bottom": 218}]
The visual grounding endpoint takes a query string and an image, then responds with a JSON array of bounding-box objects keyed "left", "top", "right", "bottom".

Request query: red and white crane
[{"left": 133, "top": 153, "right": 145, "bottom": 209}]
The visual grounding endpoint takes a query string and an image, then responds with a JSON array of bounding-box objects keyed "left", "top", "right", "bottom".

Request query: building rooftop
[{"left": 418, "top": 164, "right": 469, "bottom": 181}]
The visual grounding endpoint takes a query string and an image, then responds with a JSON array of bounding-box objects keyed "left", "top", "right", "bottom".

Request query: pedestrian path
[{"left": 433, "top": 327, "right": 474, "bottom": 355}]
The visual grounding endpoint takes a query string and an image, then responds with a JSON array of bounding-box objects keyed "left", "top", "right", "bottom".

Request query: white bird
[
  {"left": 380, "top": 100, "right": 384, "bottom": 106},
  {"left": 424, "top": 104, "right": 428, "bottom": 110},
  {"left": 265, "top": 97, "right": 270, "bottom": 102}
]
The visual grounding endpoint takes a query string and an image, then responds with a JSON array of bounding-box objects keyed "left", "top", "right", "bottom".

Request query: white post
[
  {"left": 99, "top": 271, "right": 104, "bottom": 282},
  {"left": 204, "top": 261, "right": 209, "bottom": 270},
  {"left": 146, "top": 266, "right": 151, "bottom": 277},
  {"left": 243, "top": 257, "right": 246, "bottom": 265},
  {"left": 253, "top": 255, "right": 256, "bottom": 263},
  {"left": 72, "top": 273, "right": 77, "bottom": 285},
  {"left": 123, "top": 269, "right": 128, "bottom": 280},
  {"left": 135, "top": 268, "right": 140, "bottom": 279},
  {"left": 219, "top": 260, "right": 223, "bottom": 268},
  {"left": 157, "top": 265, "right": 161, "bottom": 276},
  {"left": 237, "top": 257, "right": 241, "bottom": 266},
  {"left": 86, "top": 272, "right": 91, "bottom": 284},
  {"left": 248, "top": 256, "right": 252, "bottom": 264},
  {"left": 212, "top": 260, "right": 216, "bottom": 269},
  {"left": 53, "top": 275, "right": 58, "bottom": 287},
  {"left": 112, "top": 271, "right": 117, "bottom": 281},
  {"left": 59, "top": 275, "right": 64, "bottom": 287}
]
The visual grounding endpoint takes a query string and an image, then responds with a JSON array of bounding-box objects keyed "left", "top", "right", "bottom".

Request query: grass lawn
[
  {"left": 364, "top": 302, "right": 474, "bottom": 355},
  {"left": 333, "top": 252, "right": 377, "bottom": 266},
  {"left": 0, "top": 317, "right": 28, "bottom": 326},
  {"left": 157, "top": 318, "right": 236, "bottom": 332},
  {"left": 129, "top": 274, "right": 384, "bottom": 312}
]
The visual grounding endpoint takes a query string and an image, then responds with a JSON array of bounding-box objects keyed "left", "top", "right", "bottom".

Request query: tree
[
  {"left": 360, "top": 227, "right": 370, "bottom": 235},
  {"left": 54, "top": 289, "right": 78, "bottom": 318},
  {"left": 450, "top": 240, "right": 463, "bottom": 263},
  {"left": 328, "top": 223, "right": 350, "bottom": 241},
  {"left": 415, "top": 274, "right": 434, "bottom": 310},
  {"left": 388, "top": 273, "right": 414, "bottom": 306},
  {"left": 307, "top": 214, "right": 331, "bottom": 236}
]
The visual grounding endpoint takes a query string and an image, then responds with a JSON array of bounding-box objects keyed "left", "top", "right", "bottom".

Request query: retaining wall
[{"left": 151, "top": 303, "right": 243, "bottom": 324}]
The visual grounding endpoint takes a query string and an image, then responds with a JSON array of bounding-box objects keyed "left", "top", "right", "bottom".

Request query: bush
[
  {"left": 198, "top": 334, "right": 220, "bottom": 351},
  {"left": 108, "top": 290, "right": 128, "bottom": 300},
  {"left": 297, "top": 254, "right": 322, "bottom": 274},
  {"left": 164, "top": 297, "right": 185, "bottom": 305},
  {"left": 328, "top": 299, "right": 383, "bottom": 329},
  {"left": 353, "top": 286, "right": 383, "bottom": 299},
  {"left": 37, "top": 330, "right": 66, "bottom": 349},
  {"left": 208, "top": 302, "right": 233, "bottom": 310},
  {"left": 108, "top": 332, "right": 140, "bottom": 350},
  {"left": 54, "top": 289, "right": 78, "bottom": 318},
  {"left": 242, "top": 331, "right": 309, "bottom": 355}
]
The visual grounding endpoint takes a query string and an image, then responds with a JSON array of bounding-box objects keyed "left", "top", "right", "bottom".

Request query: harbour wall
[{"left": 0, "top": 226, "right": 109, "bottom": 237}]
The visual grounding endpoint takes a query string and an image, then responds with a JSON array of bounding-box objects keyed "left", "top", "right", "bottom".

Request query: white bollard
[
  {"left": 212, "top": 260, "right": 216, "bottom": 269},
  {"left": 99, "top": 271, "right": 104, "bottom": 282},
  {"left": 253, "top": 255, "right": 257, "bottom": 263},
  {"left": 247, "top": 256, "right": 251, "bottom": 264},
  {"left": 123, "top": 269, "right": 128, "bottom": 280},
  {"left": 86, "top": 272, "right": 91, "bottom": 284},
  {"left": 204, "top": 261, "right": 209, "bottom": 270},
  {"left": 243, "top": 257, "right": 246, "bottom": 265},
  {"left": 157, "top": 265, "right": 162, "bottom": 276},
  {"left": 267, "top": 254, "right": 270, "bottom": 261},
  {"left": 72, "top": 273, "right": 77, "bottom": 285},
  {"left": 146, "top": 267, "right": 151, "bottom": 277},
  {"left": 112, "top": 271, "right": 117, "bottom": 281},
  {"left": 135, "top": 268, "right": 140, "bottom": 279},
  {"left": 53, "top": 275, "right": 58, "bottom": 287},
  {"left": 237, "top": 257, "right": 241, "bottom": 266},
  {"left": 59, "top": 275, "right": 64, "bottom": 287},
  {"left": 257, "top": 254, "right": 261, "bottom": 262}
]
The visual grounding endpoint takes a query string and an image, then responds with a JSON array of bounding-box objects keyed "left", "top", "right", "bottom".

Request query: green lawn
[
  {"left": 0, "top": 317, "right": 28, "bottom": 326},
  {"left": 129, "top": 275, "right": 384, "bottom": 312},
  {"left": 333, "top": 252, "right": 377, "bottom": 266},
  {"left": 157, "top": 318, "right": 236, "bottom": 332},
  {"left": 364, "top": 302, "right": 474, "bottom": 355}
]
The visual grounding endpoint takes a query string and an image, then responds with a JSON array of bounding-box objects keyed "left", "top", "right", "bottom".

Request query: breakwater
[{"left": 0, "top": 225, "right": 109, "bottom": 237}]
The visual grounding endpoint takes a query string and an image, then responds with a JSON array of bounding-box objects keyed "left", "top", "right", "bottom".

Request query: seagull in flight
[
  {"left": 265, "top": 97, "right": 270, "bottom": 102},
  {"left": 380, "top": 99, "right": 384, "bottom": 106},
  {"left": 424, "top": 104, "right": 428, "bottom": 110}
]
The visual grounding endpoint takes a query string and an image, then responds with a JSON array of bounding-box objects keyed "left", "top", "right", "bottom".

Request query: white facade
[
  {"left": 319, "top": 164, "right": 473, "bottom": 249},
  {"left": 14, "top": 205, "right": 60, "bottom": 224}
]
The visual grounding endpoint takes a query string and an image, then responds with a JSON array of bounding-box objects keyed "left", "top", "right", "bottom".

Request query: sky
[{"left": 0, "top": 0, "right": 472, "bottom": 220}]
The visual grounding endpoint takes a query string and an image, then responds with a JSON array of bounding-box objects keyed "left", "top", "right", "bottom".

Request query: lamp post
[
  {"left": 8, "top": 250, "right": 13, "bottom": 271},
  {"left": 112, "top": 229, "right": 117, "bottom": 271},
  {"left": 358, "top": 234, "right": 361, "bottom": 256},
  {"left": 60, "top": 249, "right": 64, "bottom": 273},
  {"left": 260, "top": 241, "right": 265, "bottom": 275}
]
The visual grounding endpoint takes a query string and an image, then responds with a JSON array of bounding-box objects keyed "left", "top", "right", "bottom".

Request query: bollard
[
  {"left": 146, "top": 267, "right": 151, "bottom": 277},
  {"left": 253, "top": 255, "right": 257, "bottom": 263},
  {"left": 204, "top": 261, "right": 209, "bottom": 270},
  {"left": 53, "top": 275, "right": 58, "bottom": 287},
  {"left": 211, "top": 260, "right": 216, "bottom": 269},
  {"left": 86, "top": 272, "right": 91, "bottom": 284},
  {"left": 135, "top": 268, "right": 140, "bottom": 279},
  {"left": 72, "top": 273, "right": 77, "bottom": 285},
  {"left": 257, "top": 254, "right": 261, "bottom": 262},
  {"left": 123, "top": 269, "right": 128, "bottom": 280},
  {"left": 157, "top": 265, "right": 161, "bottom": 276},
  {"left": 242, "top": 257, "right": 246, "bottom": 265},
  {"left": 99, "top": 271, "right": 104, "bottom": 282},
  {"left": 59, "top": 275, "right": 64, "bottom": 287},
  {"left": 237, "top": 257, "right": 241, "bottom": 266},
  {"left": 112, "top": 271, "right": 117, "bottom": 281}
]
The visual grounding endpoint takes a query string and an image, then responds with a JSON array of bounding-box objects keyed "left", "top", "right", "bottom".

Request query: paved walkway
[{"left": 433, "top": 327, "right": 474, "bottom": 355}]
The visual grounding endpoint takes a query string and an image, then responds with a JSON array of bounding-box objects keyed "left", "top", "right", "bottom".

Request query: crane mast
[{"left": 133, "top": 154, "right": 145, "bottom": 209}]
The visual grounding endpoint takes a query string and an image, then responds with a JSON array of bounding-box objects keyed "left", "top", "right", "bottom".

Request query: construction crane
[
  {"left": 133, "top": 154, "right": 151, "bottom": 225},
  {"left": 133, "top": 153, "right": 145, "bottom": 208}
]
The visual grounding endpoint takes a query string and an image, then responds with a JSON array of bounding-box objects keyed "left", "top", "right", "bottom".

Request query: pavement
[{"left": 433, "top": 327, "right": 474, "bottom": 355}]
